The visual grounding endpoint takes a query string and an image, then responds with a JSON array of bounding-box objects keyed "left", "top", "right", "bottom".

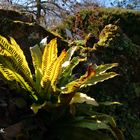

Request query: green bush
[{"left": 56, "top": 8, "right": 140, "bottom": 45}]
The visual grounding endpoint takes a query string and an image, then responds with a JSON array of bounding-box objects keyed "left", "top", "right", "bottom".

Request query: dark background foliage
[{"left": 56, "top": 8, "right": 140, "bottom": 140}]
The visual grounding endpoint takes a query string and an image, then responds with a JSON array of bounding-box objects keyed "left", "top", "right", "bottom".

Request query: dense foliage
[
  {"left": 57, "top": 8, "right": 140, "bottom": 45},
  {"left": 55, "top": 8, "right": 140, "bottom": 140},
  {"left": 0, "top": 7, "right": 140, "bottom": 140},
  {"left": 0, "top": 35, "right": 124, "bottom": 139}
]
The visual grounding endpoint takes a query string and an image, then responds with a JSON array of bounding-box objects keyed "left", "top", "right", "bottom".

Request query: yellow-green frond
[
  {"left": 10, "top": 37, "right": 22, "bottom": 53},
  {"left": 30, "top": 45, "right": 43, "bottom": 92},
  {"left": 0, "top": 45, "right": 11, "bottom": 56},
  {"left": 0, "top": 35, "right": 33, "bottom": 84},
  {"left": 0, "top": 63, "right": 37, "bottom": 101},
  {"left": 42, "top": 38, "right": 58, "bottom": 75},
  {"left": 41, "top": 59, "right": 56, "bottom": 87},
  {"left": 30, "top": 45, "right": 43, "bottom": 71},
  {"left": 41, "top": 50, "right": 66, "bottom": 90},
  {"left": 0, "top": 63, "right": 14, "bottom": 81},
  {"left": 50, "top": 50, "right": 66, "bottom": 87}
]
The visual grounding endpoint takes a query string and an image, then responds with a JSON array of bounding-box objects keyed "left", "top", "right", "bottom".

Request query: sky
[
  {"left": 1, "top": 0, "right": 115, "bottom": 7},
  {"left": 4, "top": 0, "right": 139, "bottom": 10}
]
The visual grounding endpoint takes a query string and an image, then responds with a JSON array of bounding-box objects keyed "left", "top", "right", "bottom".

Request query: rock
[
  {"left": 0, "top": 9, "right": 35, "bottom": 22},
  {"left": 0, "top": 9, "right": 68, "bottom": 69}
]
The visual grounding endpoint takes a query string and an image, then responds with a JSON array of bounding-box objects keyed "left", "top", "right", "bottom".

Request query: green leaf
[
  {"left": 72, "top": 119, "right": 111, "bottom": 131},
  {"left": 95, "top": 63, "right": 118, "bottom": 75},
  {"left": 90, "top": 114, "right": 124, "bottom": 140},
  {"left": 41, "top": 50, "right": 66, "bottom": 92},
  {"left": 100, "top": 101, "right": 122, "bottom": 106},
  {"left": 73, "top": 117, "right": 124, "bottom": 140},
  {"left": 59, "top": 57, "right": 84, "bottom": 86},
  {"left": 61, "top": 65, "right": 96, "bottom": 94},
  {"left": 30, "top": 44, "right": 43, "bottom": 92},
  {"left": 62, "top": 46, "right": 77, "bottom": 63},
  {"left": 0, "top": 36, "right": 33, "bottom": 86},
  {"left": 41, "top": 38, "right": 58, "bottom": 75},
  {"left": 70, "top": 92, "right": 99, "bottom": 106},
  {"left": 0, "top": 63, "right": 37, "bottom": 101},
  {"left": 31, "top": 102, "right": 46, "bottom": 114},
  {"left": 58, "top": 46, "right": 80, "bottom": 86},
  {"left": 91, "top": 114, "right": 116, "bottom": 128},
  {"left": 82, "top": 72, "right": 118, "bottom": 87}
]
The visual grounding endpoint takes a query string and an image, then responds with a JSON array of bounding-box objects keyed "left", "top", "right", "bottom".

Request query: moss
[{"left": 95, "top": 24, "right": 140, "bottom": 58}]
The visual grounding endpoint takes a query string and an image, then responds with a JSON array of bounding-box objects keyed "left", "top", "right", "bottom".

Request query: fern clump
[{"left": 0, "top": 35, "right": 124, "bottom": 140}]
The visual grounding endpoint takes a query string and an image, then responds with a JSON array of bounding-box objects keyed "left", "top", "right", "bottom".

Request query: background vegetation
[{"left": 56, "top": 8, "right": 140, "bottom": 140}]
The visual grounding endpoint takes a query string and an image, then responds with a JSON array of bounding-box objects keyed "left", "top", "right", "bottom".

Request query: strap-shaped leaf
[
  {"left": 59, "top": 57, "right": 85, "bottom": 87},
  {"left": 53, "top": 115, "right": 124, "bottom": 140},
  {"left": 10, "top": 37, "right": 23, "bottom": 53},
  {"left": 30, "top": 44, "right": 43, "bottom": 92},
  {"left": 75, "top": 120, "right": 110, "bottom": 131},
  {"left": 70, "top": 92, "right": 98, "bottom": 106},
  {"left": 62, "top": 57, "right": 80, "bottom": 77},
  {"left": 50, "top": 50, "right": 66, "bottom": 86},
  {"left": 0, "top": 35, "right": 33, "bottom": 84},
  {"left": 71, "top": 116, "right": 124, "bottom": 140},
  {"left": 42, "top": 38, "right": 57, "bottom": 75},
  {"left": 82, "top": 72, "right": 118, "bottom": 87},
  {"left": 62, "top": 46, "right": 77, "bottom": 64},
  {"left": 90, "top": 115, "right": 124, "bottom": 140},
  {"left": 30, "top": 44, "right": 43, "bottom": 71},
  {"left": 41, "top": 50, "right": 66, "bottom": 91},
  {"left": 61, "top": 65, "right": 95, "bottom": 94},
  {"left": 67, "top": 118, "right": 111, "bottom": 132},
  {"left": 94, "top": 63, "right": 118, "bottom": 75},
  {"left": 0, "top": 45, "right": 11, "bottom": 56},
  {"left": 0, "top": 63, "right": 37, "bottom": 101},
  {"left": 91, "top": 114, "right": 116, "bottom": 128}
]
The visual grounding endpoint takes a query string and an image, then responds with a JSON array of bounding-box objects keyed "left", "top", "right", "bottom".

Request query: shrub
[{"left": 56, "top": 8, "right": 140, "bottom": 45}]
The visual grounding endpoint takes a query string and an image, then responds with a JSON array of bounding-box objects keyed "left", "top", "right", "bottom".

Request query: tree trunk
[{"left": 36, "top": 0, "right": 41, "bottom": 23}]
